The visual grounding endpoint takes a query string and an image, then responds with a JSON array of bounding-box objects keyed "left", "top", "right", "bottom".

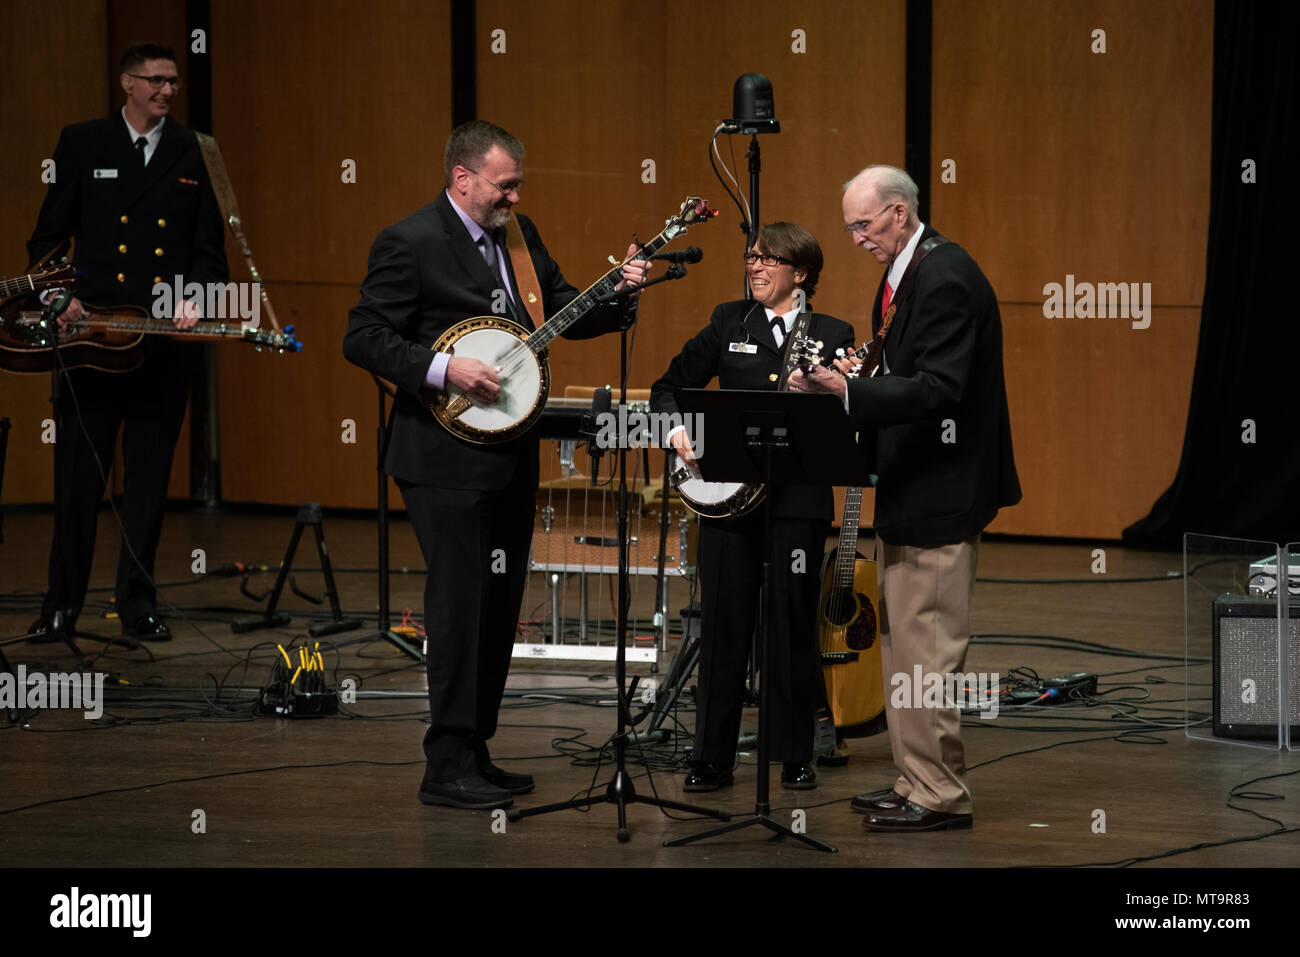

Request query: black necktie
[
  {"left": 134, "top": 135, "right": 148, "bottom": 167},
  {"left": 479, "top": 231, "right": 519, "bottom": 321},
  {"left": 769, "top": 314, "right": 786, "bottom": 347}
]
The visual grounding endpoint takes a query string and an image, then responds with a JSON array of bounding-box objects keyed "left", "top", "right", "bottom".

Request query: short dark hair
[
  {"left": 444, "top": 120, "right": 525, "bottom": 186},
  {"left": 120, "top": 43, "right": 176, "bottom": 73},
  {"left": 755, "top": 222, "right": 824, "bottom": 300}
]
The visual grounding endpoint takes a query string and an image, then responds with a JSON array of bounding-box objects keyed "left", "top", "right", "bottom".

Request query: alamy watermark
[
  {"left": 0, "top": 666, "right": 106, "bottom": 719},
  {"left": 50, "top": 887, "right": 150, "bottom": 937},
  {"left": 593, "top": 408, "right": 705, "bottom": 458},
  {"left": 152, "top": 275, "right": 261, "bottom": 325},
  {"left": 890, "top": 666, "right": 1001, "bottom": 719},
  {"left": 1041, "top": 274, "right": 1152, "bottom": 329}
]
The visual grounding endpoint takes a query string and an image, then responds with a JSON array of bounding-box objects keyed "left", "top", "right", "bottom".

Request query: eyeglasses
[
  {"left": 844, "top": 202, "right": 900, "bottom": 235},
  {"left": 743, "top": 252, "right": 793, "bottom": 267},
  {"left": 127, "top": 73, "right": 182, "bottom": 90},
  {"left": 465, "top": 166, "right": 524, "bottom": 196}
]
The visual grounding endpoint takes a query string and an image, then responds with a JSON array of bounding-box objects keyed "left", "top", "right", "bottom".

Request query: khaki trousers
[{"left": 876, "top": 536, "right": 980, "bottom": 814}]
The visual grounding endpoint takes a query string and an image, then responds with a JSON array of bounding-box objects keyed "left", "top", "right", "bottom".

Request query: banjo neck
[{"left": 522, "top": 227, "right": 677, "bottom": 354}]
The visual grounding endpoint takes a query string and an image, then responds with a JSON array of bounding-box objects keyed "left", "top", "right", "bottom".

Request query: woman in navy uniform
[{"left": 651, "top": 222, "right": 854, "bottom": 791}]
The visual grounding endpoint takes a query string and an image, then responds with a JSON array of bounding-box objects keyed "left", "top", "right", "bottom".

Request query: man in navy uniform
[{"left": 27, "top": 42, "right": 228, "bottom": 645}]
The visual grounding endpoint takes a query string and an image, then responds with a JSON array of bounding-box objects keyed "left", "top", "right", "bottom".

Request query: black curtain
[{"left": 1123, "top": 0, "right": 1300, "bottom": 549}]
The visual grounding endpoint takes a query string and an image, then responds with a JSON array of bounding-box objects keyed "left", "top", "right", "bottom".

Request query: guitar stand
[{"left": 231, "top": 502, "right": 362, "bottom": 637}]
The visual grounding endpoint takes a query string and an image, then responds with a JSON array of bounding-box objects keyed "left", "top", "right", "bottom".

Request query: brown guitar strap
[
  {"left": 503, "top": 215, "right": 546, "bottom": 330},
  {"left": 862, "top": 234, "right": 949, "bottom": 375},
  {"left": 194, "top": 132, "right": 283, "bottom": 333}
]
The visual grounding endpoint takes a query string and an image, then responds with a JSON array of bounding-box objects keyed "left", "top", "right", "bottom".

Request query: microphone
[
  {"left": 650, "top": 247, "right": 703, "bottom": 265},
  {"left": 581, "top": 387, "right": 612, "bottom": 486}
]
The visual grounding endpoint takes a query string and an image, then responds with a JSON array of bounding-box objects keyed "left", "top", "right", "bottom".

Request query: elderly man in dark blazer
[
  {"left": 344, "top": 120, "right": 648, "bottom": 810},
  {"left": 26, "top": 42, "right": 228, "bottom": 646},
  {"left": 793, "top": 165, "right": 1020, "bottom": 832}
]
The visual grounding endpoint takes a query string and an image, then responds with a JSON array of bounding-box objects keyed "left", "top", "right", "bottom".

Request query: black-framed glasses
[
  {"left": 743, "top": 252, "right": 793, "bottom": 267},
  {"left": 465, "top": 166, "right": 524, "bottom": 196},
  {"left": 844, "top": 201, "right": 900, "bottom": 235},
  {"left": 127, "top": 73, "right": 182, "bottom": 90}
]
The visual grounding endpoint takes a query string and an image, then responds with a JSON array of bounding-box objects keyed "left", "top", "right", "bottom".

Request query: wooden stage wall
[{"left": 1, "top": 0, "right": 1211, "bottom": 540}]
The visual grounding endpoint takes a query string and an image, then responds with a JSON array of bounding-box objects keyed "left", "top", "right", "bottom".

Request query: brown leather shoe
[
  {"left": 863, "top": 800, "right": 972, "bottom": 832},
  {"left": 849, "top": 788, "right": 907, "bottom": 814}
]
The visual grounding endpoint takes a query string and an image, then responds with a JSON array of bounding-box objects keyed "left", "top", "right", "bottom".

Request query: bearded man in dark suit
[
  {"left": 792, "top": 165, "right": 1020, "bottom": 832},
  {"left": 27, "top": 42, "right": 228, "bottom": 646},
  {"left": 343, "top": 120, "right": 648, "bottom": 810}
]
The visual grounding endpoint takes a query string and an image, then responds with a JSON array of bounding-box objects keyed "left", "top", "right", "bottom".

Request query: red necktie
[{"left": 881, "top": 279, "right": 894, "bottom": 316}]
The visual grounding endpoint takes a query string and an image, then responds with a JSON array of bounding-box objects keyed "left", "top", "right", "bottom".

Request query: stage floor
[{"left": 1, "top": 505, "right": 1296, "bottom": 869}]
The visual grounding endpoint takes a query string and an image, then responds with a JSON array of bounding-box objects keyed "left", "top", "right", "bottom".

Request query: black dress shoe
[
  {"left": 418, "top": 775, "right": 513, "bottom": 810},
  {"left": 683, "top": 762, "right": 734, "bottom": 792},
  {"left": 480, "top": 763, "right": 535, "bottom": 794},
  {"left": 27, "top": 617, "right": 61, "bottom": 644},
  {"left": 849, "top": 788, "right": 908, "bottom": 814},
  {"left": 123, "top": 614, "right": 171, "bottom": 642},
  {"left": 863, "top": 800, "right": 972, "bottom": 832},
  {"left": 780, "top": 763, "right": 817, "bottom": 790}
]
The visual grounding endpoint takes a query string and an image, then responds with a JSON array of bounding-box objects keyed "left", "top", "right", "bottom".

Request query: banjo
[
  {"left": 671, "top": 330, "right": 824, "bottom": 519},
  {"left": 422, "top": 196, "right": 716, "bottom": 444}
]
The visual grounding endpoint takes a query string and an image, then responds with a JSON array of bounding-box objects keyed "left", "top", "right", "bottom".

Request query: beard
[{"left": 482, "top": 205, "right": 512, "bottom": 230}]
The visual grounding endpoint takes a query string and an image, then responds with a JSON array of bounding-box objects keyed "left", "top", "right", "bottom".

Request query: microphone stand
[{"left": 507, "top": 272, "right": 728, "bottom": 842}]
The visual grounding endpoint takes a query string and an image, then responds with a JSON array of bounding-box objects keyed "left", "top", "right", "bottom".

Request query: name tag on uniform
[
  {"left": 93, "top": 168, "right": 118, "bottom": 179},
  {"left": 728, "top": 342, "right": 758, "bottom": 354}
]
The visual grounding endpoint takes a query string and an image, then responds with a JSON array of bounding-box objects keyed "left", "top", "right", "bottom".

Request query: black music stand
[
  {"left": 663, "top": 388, "right": 861, "bottom": 853},
  {"left": 506, "top": 295, "right": 727, "bottom": 841}
]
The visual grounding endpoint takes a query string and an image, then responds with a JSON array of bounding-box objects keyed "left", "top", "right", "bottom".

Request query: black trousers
[
  {"left": 400, "top": 463, "right": 535, "bottom": 784},
  {"left": 694, "top": 511, "right": 827, "bottom": 765},
  {"left": 43, "top": 353, "right": 192, "bottom": 625}
]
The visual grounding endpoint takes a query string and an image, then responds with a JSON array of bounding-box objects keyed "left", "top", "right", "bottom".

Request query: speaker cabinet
[{"left": 1212, "top": 595, "right": 1300, "bottom": 739}]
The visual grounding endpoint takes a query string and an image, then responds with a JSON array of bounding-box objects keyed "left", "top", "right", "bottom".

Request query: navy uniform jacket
[
  {"left": 651, "top": 298, "right": 855, "bottom": 521},
  {"left": 845, "top": 226, "right": 1021, "bottom": 546},
  {"left": 27, "top": 114, "right": 228, "bottom": 315},
  {"left": 343, "top": 191, "right": 622, "bottom": 490}
]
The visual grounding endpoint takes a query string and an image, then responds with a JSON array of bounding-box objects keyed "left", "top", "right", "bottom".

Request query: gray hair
[
  {"left": 444, "top": 120, "right": 525, "bottom": 186},
  {"left": 843, "top": 165, "right": 920, "bottom": 216}
]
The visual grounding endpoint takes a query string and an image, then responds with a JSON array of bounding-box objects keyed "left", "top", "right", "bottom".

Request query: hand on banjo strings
[{"left": 446, "top": 356, "right": 501, "bottom": 404}]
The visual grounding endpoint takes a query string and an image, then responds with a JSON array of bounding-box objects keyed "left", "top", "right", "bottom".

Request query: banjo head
[
  {"left": 670, "top": 462, "right": 764, "bottom": 519},
  {"left": 423, "top": 316, "right": 549, "bottom": 444}
]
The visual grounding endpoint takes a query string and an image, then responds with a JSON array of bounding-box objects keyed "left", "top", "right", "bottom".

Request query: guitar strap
[
  {"left": 775, "top": 308, "right": 814, "bottom": 390},
  {"left": 194, "top": 132, "right": 283, "bottom": 333},
  {"left": 863, "top": 234, "right": 950, "bottom": 375},
  {"left": 503, "top": 216, "right": 546, "bottom": 330}
]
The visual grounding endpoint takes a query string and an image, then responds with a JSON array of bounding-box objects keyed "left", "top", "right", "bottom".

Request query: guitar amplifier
[{"left": 1211, "top": 594, "right": 1300, "bottom": 739}]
